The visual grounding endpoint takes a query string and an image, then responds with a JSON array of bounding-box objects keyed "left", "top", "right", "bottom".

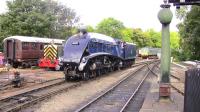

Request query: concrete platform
[{"left": 140, "top": 78, "right": 184, "bottom": 112}]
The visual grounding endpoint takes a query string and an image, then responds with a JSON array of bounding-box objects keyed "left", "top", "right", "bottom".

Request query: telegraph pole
[{"left": 158, "top": 0, "right": 173, "bottom": 99}]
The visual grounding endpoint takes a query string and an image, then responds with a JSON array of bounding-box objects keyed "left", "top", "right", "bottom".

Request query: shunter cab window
[{"left": 22, "top": 42, "right": 29, "bottom": 50}]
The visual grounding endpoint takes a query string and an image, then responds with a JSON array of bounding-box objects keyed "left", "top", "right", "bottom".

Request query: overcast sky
[{"left": 0, "top": 0, "right": 180, "bottom": 31}]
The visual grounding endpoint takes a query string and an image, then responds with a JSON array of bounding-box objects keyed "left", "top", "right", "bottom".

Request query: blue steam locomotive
[{"left": 61, "top": 31, "right": 136, "bottom": 80}]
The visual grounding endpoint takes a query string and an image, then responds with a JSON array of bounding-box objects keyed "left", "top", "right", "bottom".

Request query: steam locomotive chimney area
[{"left": 158, "top": 0, "right": 173, "bottom": 100}]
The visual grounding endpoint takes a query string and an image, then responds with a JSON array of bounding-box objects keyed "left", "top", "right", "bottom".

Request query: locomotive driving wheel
[
  {"left": 65, "top": 74, "right": 71, "bottom": 81},
  {"left": 82, "top": 70, "right": 90, "bottom": 80},
  {"left": 64, "top": 67, "right": 70, "bottom": 81},
  {"left": 12, "top": 63, "right": 19, "bottom": 68}
]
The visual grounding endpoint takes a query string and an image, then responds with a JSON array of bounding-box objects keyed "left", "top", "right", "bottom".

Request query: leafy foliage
[
  {"left": 121, "top": 28, "right": 133, "bottom": 43},
  {"left": 170, "top": 32, "right": 180, "bottom": 50},
  {"left": 44, "top": 0, "right": 79, "bottom": 38},
  {"left": 96, "top": 18, "right": 125, "bottom": 39},
  {"left": 144, "top": 29, "right": 161, "bottom": 47},
  {"left": 0, "top": 0, "right": 54, "bottom": 37},
  {"left": 175, "top": 6, "right": 188, "bottom": 20},
  {"left": 178, "top": 6, "right": 200, "bottom": 60},
  {"left": 131, "top": 28, "right": 149, "bottom": 47},
  {"left": 94, "top": 17, "right": 179, "bottom": 51},
  {"left": 86, "top": 25, "right": 95, "bottom": 32},
  {"left": 0, "top": 0, "right": 79, "bottom": 50}
]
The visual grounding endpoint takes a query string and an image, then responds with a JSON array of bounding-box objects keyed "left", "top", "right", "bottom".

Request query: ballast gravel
[{"left": 21, "top": 66, "right": 140, "bottom": 112}]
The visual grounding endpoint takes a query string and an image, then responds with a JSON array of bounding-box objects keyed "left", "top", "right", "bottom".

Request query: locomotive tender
[
  {"left": 61, "top": 32, "right": 136, "bottom": 80},
  {"left": 3, "top": 36, "right": 64, "bottom": 68}
]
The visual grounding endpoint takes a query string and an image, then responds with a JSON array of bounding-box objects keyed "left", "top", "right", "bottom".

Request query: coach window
[
  {"left": 40, "top": 44, "right": 43, "bottom": 50},
  {"left": 22, "top": 42, "right": 29, "bottom": 50},
  {"left": 31, "top": 43, "right": 37, "bottom": 50}
]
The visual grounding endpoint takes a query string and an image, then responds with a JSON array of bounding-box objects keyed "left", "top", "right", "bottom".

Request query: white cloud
[{"left": 0, "top": 0, "right": 8, "bottom": 14}]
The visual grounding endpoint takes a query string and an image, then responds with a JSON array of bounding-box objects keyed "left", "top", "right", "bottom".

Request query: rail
[
  {"left": 152, "top": 63, "right": 184, "bottom": 95},
  {"left": 75, "top": 62, "right": 157, "bottom": 112},
  {"left": 0, "top": 60, "right": 157, "bottom": 112}
]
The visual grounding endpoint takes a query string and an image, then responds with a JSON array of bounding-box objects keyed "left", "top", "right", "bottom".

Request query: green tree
[
  {"left": 144, "top": 29, "right": 161, "bottom": 47},
  {"left": 175, "top": 6, "right": 188, "bottom": 20},
  {"left": 96, "top": 18, "right": 125, "bottom": 39},
  {"left": 44, "top": 0, "right": 79, "bottom": 38},
  {"left": 170, "top": 32, "right": 180, "bottom": 50},
  {"left": 0, "top": 0, "right": 55, "bottom": 38},
  {"left": 0, "top": 0, "right": 56, "bottom": 50},
  {"left": 121, "top": 28, "right": 133, "bottom": 43},
  {"left": 86, "top": 25, "right": 95, "bottom": 32},
  {"left": 0, "top": 0, "right": 79, "bottom": 45},
  {"left": 132, "top": 28, "right": 150, "bottom": 47},
  {"left": 178, "top": 6, "right": 200, "bottom": 60}
]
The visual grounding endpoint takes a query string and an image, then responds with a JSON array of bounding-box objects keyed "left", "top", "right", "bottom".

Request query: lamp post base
[{"left": 159, "top": 83, "right": 171, "bottom": 97}]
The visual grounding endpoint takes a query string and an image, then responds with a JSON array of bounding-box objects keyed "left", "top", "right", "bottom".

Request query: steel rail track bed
[
  {"left": 153, "top": 64, "right": 184, "bottom": 95},
  {"left": 74, "top": 62, "right": 157, "bottom": 112},
  {"left": 0, "top": 61, "right": 157, "bottom": 112}
]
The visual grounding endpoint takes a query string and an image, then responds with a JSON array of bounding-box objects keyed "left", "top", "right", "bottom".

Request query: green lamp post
[{"left": 158, "top": 1, "right": 173, "bottom": 98}]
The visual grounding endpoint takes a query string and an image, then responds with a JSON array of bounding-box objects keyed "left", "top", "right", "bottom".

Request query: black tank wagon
[{"left": 3, "top": 36, "right": 64, "bottom": 68}]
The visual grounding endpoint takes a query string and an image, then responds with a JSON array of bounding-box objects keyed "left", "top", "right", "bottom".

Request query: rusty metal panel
[{"left": 184, "top": 68, "right": 200, "bottom": 112}]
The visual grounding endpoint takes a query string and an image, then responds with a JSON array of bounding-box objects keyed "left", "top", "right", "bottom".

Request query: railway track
[
  {"left": 0, "top": 60, "right": 157, "bottom": 112},
  {"left": 153, "top": 64, "right": 184, "bottom": 95},
  {"left": 74, "top": 62, "right": 157, "bottom": 112},
  {"left": 0, "top": 80, "right": 82, "bottom": 112},
  {"left": 0, "top": 78, "right": 65, "bottom": 101},
  {"left": 0, "top": 77, "right": 64, "bottom": 92},
  {"left": 155, "top": 64, "right": 181, "bottom": 81},
  {"left": 0, "top": 60, "right": 151, "bottom": 91}
]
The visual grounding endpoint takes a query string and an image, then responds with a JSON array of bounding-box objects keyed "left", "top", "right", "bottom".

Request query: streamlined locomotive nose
[{"left": 63, "top": 34, "right": 90, "bottom": 64}]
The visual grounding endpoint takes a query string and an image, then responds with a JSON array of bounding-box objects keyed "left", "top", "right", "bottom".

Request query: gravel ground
[
  {"left": 20, "top": 66, "right": 140, "bottom": 112},
  {"left": 171, "top": 64, "right": 187, "bottom": 82},
  {"left": 0, "top": 70, "right": 64, "bottom": 95},
  {"left": 170, "top": 63, "right": 186, "bottom": 94}
]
